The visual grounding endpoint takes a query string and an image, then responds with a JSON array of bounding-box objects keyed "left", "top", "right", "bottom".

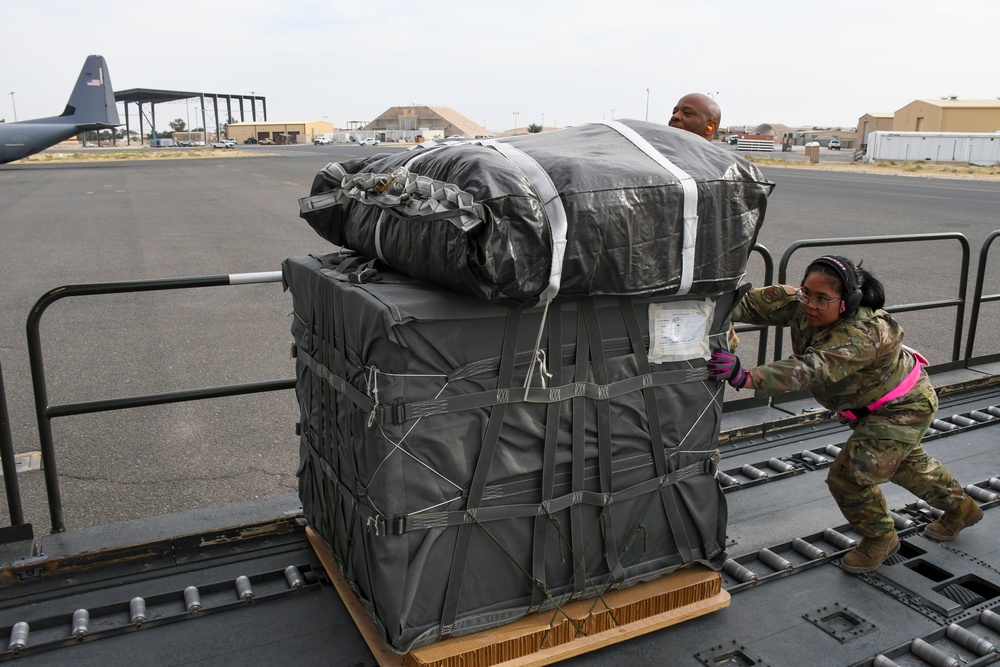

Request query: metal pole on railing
[
  {"left": 965, "top": 230, "right": 1000, "bottom": 361},
  {"left": 0, "top": 358, "right": 25, "bottom": 526}
]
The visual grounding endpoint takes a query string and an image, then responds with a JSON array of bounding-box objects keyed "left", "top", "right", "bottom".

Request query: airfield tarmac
[{"left": 2, "top": 143, "right": 1000, "bottom": 536}]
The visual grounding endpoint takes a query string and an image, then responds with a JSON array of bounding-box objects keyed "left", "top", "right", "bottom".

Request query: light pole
[
  {"left": 611, "top": 107, "right": 617, "bottom": 121},
  {"left": 645, "top": 88, "right": 650, "bottom": 122},
  {"left": 513, "top": 111, "right": 519, "bottom": 135},
  {"left": 541, "top": 113, "right": 544, "bottom": 130},
  {"left": 9, "top": 92, "right": 16, "bottom": 122}
]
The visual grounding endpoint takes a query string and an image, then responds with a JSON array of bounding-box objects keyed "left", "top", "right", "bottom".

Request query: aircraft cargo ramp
[{"left": 2, "top": 366, "right": 998, "bottom": 667}]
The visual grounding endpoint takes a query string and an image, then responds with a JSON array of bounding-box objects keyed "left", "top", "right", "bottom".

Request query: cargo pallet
[{"left": 306, "top": 527, "right": 730, "bottom": 667}]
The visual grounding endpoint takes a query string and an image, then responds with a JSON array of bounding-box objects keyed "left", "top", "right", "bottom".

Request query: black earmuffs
[{"left": 808, "top": 255, "right": 863, "bottom": 318}]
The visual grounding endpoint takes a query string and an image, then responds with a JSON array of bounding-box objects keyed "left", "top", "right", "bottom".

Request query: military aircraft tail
[
  {"left": 46, "top": 54, "right": 120, "bottom": 128},
  {"left": 0, "top": 55, "right": 121, "bottom": 164}
]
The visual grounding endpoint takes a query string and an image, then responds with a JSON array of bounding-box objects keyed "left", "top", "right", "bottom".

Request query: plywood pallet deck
[{"left": 306, "top": 527, "right": 730, "bottom": 667}]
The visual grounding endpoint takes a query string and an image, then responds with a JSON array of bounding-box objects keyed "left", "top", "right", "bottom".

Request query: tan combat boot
[
  {"left": 841, "top": 532, "right": 899, "bottom": 574},
  {"left": 924, "top": 495, "right": 984, "bottom": 542}
]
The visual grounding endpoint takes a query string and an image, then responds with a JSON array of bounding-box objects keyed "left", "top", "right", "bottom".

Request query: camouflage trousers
[{"left": 826, "top": 434, "right": 965, "bottom": 538}]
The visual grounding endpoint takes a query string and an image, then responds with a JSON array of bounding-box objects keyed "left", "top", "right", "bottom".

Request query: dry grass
[
  {"left": 745, "top": 154, "right": 1000, "bottom": 181},
  {"left": 19, "top": 146, "right": 1000, "bottom": 182},
  {"left": 20, "top": 148, "right": 265, "bottom": 163}
]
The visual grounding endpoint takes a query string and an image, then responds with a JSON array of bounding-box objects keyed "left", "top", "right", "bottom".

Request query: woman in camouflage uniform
[{"left": 709, "top": 255, "right": 983, "bottom": 573}]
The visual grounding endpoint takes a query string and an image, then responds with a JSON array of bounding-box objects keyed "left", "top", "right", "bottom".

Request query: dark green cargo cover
[{"left": 283, "top": 253, "right": 730, "bottom": 653}]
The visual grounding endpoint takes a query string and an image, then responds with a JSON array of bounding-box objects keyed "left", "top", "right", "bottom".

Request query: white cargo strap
[
  {"left": 599, "top": 121, "right": 699, "bottom": 295},
  {"left": 374, "top": 210, "right": 388, "bottom": 263},
  {"left": 471, "top": 139, "right": 568, "bottom": 304}
]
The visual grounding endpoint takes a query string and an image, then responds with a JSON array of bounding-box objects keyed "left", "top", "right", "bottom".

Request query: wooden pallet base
[{"left": 306, "top": 527, "right": 729, "bottom": 667}]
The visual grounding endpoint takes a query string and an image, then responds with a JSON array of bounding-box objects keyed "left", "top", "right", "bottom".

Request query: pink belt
[{"left": 839, "top": 346, "right": 929, "bottom": 421}]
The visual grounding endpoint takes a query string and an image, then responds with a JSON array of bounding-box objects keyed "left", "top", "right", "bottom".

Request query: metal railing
[
  {"left": 3, "top": 233, "right": 999, "bottom": 532},
  {"left": 25, "top": 271, "right": 294, "bottom": 533},
  {"left": 733, "top": 244, "right": 775, "bottom": 368},
  {"left": 965, "top": 230, "right": 1000, "bottom": 362},
  {"left": 1, "top": 360, "right": 24, "bottom": 526},
  {"left": 775, "top": 234, "right": 971, "bottom": 364}
]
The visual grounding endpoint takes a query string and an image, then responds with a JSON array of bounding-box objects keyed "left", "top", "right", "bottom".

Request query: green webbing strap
[
  {"left": 618, "top": 297, "right": 694, "bottom": 563},
  {"left": 312, "top": 288, "right": 337, "bottom": 562},
  {"left": 298, "top": 190, "right": 341, "bottom": 213},
  {"left": 581, "top": 300, "right": 626, "bottom": 587},
  {"left": 570, "top": 308, "right": 588, "bottom": 597},
  {"left": 295, "top": 349, "right": 378, "bottom": 420},
  {"left": 297, "top": 334, "right": 706, "bottom": 429},
  {"left": 324, "top": 282, "right": 353, "bottom": 582},
  {"left": 529, "top": 303, "right": 561, "bottom": 611},
  {"left": 374, "top": 367, "right": 708, "bottom": 424},
  {"left": 395, "top": 459, "right": 711, "bottom": 533},
  {"left": 297, "top": 336, "right": 706, "bottom": 428},
  {"left": 438, "top": 308, "right": 523, "bottom": 641},
  {"left": 319, "top": 255, "right": 380, "bottom": 285},
  {"left": 302, "top": 422, "right": 713, "bottom": 535}
]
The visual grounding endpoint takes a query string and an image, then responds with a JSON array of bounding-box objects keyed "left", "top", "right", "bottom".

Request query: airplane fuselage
[
  {"left": 0, "top": 55, "right": 119, "bottom": 165},
  {"left": 0, "top": 122, "right": 87, "bottom": 164}
]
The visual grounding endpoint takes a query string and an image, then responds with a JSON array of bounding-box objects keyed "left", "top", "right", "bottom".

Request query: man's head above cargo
[{"left": 669, "top": 93, "right": 721, "bottom": 141}]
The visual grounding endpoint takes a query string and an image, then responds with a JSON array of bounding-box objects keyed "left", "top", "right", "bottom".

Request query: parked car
[
  {"left": 259, "top": 138, "right": 274, "bottom": 146},
  {"left": 244, "top": 137, "right": 258, "bottom": 145},
  {"left": 359, "top": 138, "right": 380, "bottom": 146},
  {"left": 212, "top": 140, "right": 235, "bottom": 149},
  {"left": 828, "top": 138, "right": 841, "bottom": 150},
  {"left": 727, "top": 135, "right": 739, "bottom": 145},
  {"left": 314, "top": 137, "right": 331, "bottom": 145}
]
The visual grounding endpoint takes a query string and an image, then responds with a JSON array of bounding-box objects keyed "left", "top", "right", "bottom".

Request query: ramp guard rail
[
  {"left": 733, "top": 244, "right": 775, "bottom": 370},
  {"left": 3, "top": 231, "right": 999, "bottom": 532},
  {"left": 965, "top": 230, "right": 1000, "bottom": 362},
  {"left": 775, "top": 233, "right": 970, "bottom": 364},
  {"left": 25, "top": 271, "right": 293, "bottom": 534}
]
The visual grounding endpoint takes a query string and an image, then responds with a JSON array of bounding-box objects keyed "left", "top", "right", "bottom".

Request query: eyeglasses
[{"left": 796, "top": 287, "right": 841, "bottom": 310}]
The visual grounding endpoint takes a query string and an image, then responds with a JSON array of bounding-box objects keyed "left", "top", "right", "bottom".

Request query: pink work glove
[{"left": 708, "top": 351, "right": 750, "bottom": 389}]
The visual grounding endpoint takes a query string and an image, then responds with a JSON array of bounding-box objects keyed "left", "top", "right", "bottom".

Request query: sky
[{"left": 3, "top": 0, "right": 999, "bottom": 134}]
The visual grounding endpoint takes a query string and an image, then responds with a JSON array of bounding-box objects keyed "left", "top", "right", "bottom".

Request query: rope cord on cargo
[
  {"left": 522, "top": 299, "right": 553, "bottom": 398},
  {"left": 463, "top": 504, "right": 623, "bottom": 642},
  {"left": 366, "top": 380, "right": 466, "bottom": 517}
]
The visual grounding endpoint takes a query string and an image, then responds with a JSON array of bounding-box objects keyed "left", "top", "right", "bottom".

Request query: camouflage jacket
[{"left": 731, "top": 285, "right": 930, "bottom": 426}]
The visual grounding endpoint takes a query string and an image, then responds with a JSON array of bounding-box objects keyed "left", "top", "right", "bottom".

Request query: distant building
[
  {"left": 364, "top": 106, "right": 493, "bottom": 140},
  {"left": 857, "top": 113, "right": 893, "bottom": 145},
  {"left": 891, "top": 99, "right": 1000, "bottom": 133},
  {"left": 227, "top": 120, "right": 335, "bottom": 145}
]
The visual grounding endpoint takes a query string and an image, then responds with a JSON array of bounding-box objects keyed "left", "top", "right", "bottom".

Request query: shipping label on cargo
[{"left": 647, "top": 301, "right": 714, "bottom": 363}]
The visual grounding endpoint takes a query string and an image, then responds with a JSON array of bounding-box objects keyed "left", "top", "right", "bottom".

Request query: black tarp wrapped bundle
[
  {"left": 299, "top": 120, "right": 774, "bottom": 306},
  {"left": 288, "top": 122, "right": 774, "bottom": 653},
  {"left": 285, "top": 253, "right": 734, "bottom": 653}
]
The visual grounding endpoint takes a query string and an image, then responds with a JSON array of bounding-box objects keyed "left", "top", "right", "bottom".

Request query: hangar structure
[
  {"left": 364, "top": 106, "right": 493, "bottom": 140},
  {"left": 113, "top": 88, "right": 267, "bottom": 144}
]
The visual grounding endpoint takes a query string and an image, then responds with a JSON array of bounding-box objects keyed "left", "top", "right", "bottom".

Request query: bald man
[
  {"left": 669, "top": 93, "right": 738, "bottom": 350},
  {"left": 668, "top": 93, "right": 721, "bottom": 141}
]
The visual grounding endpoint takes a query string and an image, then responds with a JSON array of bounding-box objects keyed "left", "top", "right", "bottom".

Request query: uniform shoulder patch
[{"left": 762, "top": 285, "right": 795, "bottom": 303}]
